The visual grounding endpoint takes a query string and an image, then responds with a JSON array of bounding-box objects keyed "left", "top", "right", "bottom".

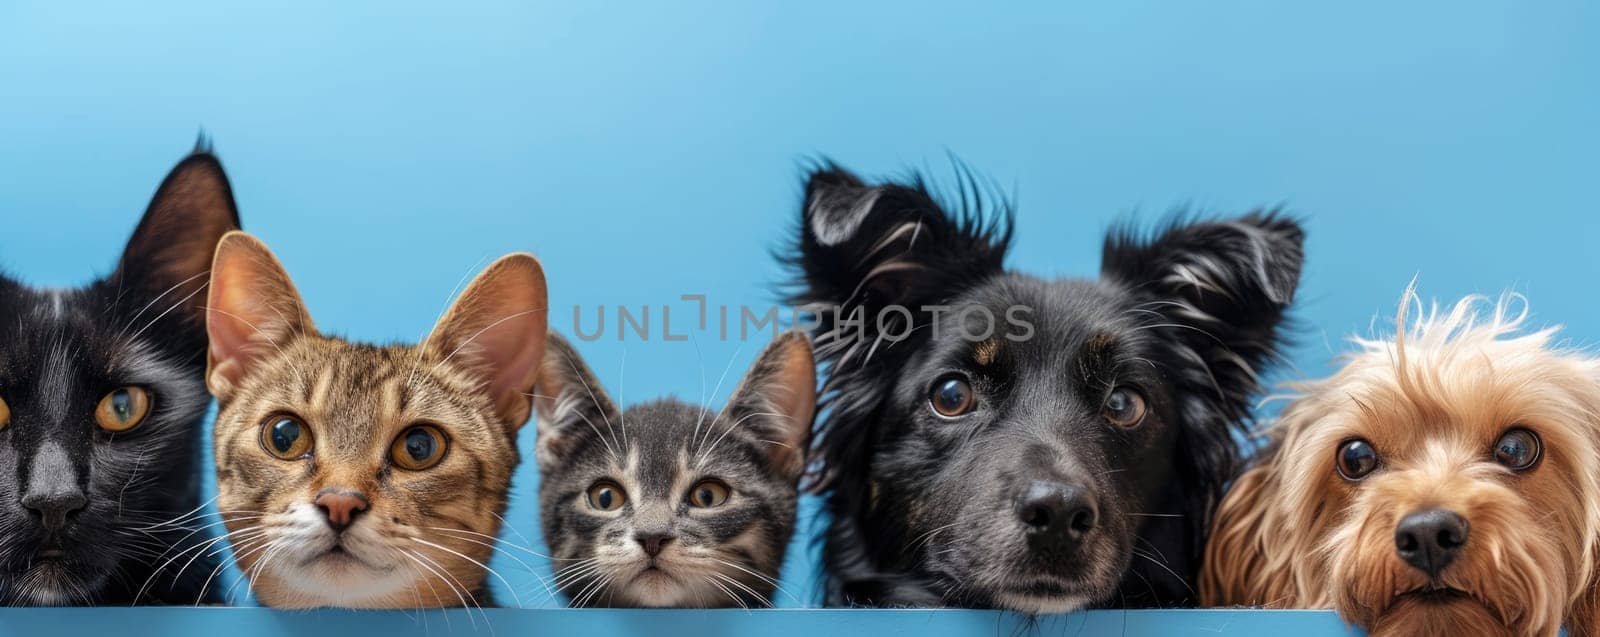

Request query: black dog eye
[
  {"left": 1102, "top": 387, "right": 1147, "bottom": 428},
  {"left": 1493, "top": 427, "right": 1541, "bottom": 471},
  {"left": 928, "top": 374, "right": 976, "bottom": 418},
  {"left": 1336, "top": 438, "right": 1379, "bottom": 480}
]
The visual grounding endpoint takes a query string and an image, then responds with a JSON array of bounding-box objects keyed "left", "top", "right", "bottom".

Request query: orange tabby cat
[{"left": 203, "top": 231, "right": 547, "bottom": 609}]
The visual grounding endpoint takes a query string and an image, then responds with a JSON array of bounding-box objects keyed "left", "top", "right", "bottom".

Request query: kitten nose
[
  {"left": 22, "top": 443, "right": 88, "bottom": 529},
  {"left": 1395, "top": 508, "right": 1469, "bottom": 578},
  {"left": 1016, "top": 480, "right": 1097, "bottom": 544},
  {"left": 314, "top": 489, "right": 370, "bottom": 532},
  {"left": 636, "top": 532, "right": 676, "bottom": 557}
]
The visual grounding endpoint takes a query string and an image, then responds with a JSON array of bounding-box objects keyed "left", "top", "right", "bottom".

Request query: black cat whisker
[{"left": 114, "top": 270, "right": 211, "bottom": 339}]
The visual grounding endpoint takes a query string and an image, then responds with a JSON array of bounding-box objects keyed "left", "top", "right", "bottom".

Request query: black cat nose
[
  {"left": 1395, "top": 508, "right": 1469, "bottom": 578},
  {"left": 314, "top": 489, "right": 370, "bottom": 532},
  {"left": 636, "top": 532, "right": 676, "bottom": 557},
  {"left": 1016, "top": 481, "right": 1097, "bottom": 542},
  {"left": 22, "top": 488, "right": 88, "bottom": 529},
  {"left": 23, "top": 444, "right": 88, "bottom": 529}
]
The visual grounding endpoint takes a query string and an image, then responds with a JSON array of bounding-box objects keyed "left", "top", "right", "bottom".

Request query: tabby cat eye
[
  {"left": 587, "top": 481, "right": 627, "bottom": 511},
  {"left": 0, "top": 394, "right": 10, "bottom": 430},
  {"left": 261, "top": 415, "right": 313, "bottom": 459},
  {"left": 96, "top": 387, "right": 152, "bottom": 432},
  {"left": 391, "top": 424, "right": 448, "bottom": 471},
  {"left": 687, "top": 479, "right": 730, "bottom": 508}
]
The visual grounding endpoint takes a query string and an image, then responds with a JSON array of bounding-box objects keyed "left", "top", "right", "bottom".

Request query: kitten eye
[
  {"left": 1493, "top": 427, "right": 1541, "bottom": 471},
  {"left": 0, "top": 394, "right": 10, "bottom": 431},
  {"left": 96, "top": 387, "right": 152, "bottom": 432},
  {"left": 586, "top": 481, "right": 627, "bottom": 512},
  {"left": 928, "top": 374, "right": 976, "bottom": 418},
  {"left": 391, "top": 424, "right": 448, "bottom": 471},
  {"left": 1102, "top": 387, "right": 1147, "bottom": 428},
  {"left": 1336, "top": 438, "right": 1380, "bottom": 480},
  {"left": 687, "top": 480, "right": 730, "bottom": 508},
  {"left": 260, "top": 415, "right": 313, "bottom": 460}
]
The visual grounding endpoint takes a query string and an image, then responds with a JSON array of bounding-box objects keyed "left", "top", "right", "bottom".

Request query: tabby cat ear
[
  {"left": 533, "top": 332, "right": 619, "bottom": 470},
  {"left": 112, "top": 149, "right": 242, "bottom": 342},
  {"left": 422, "top": 253, "right": 548, "bottom": 430},
  {"left": 205, "top": 231, "right": 315, "bottom": 400},
  {"left": 725, "top": 331, "right": 816, "bottom": 482}
]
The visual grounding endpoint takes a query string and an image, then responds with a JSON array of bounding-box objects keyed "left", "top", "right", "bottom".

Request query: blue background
[{"left": 1, "top": 0, "right": 1596, "bottom": 631}]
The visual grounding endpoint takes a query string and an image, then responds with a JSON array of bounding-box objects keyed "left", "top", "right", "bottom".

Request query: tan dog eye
[
  {"left": 688, "top": 480, "right": 730, "bottom": 508},
  {"left": 1102, "top": 387, "right": 1148, "bottom": 428},
  {"left": 1336, "top": 438, "right": 1379, "bottom": 480},
  {"left": 587, "top": 481, "right": 627, "bottom": 511},
  {"left": 261, "top": 415, "right": 313, "bottom": 459},
  {"left": 928, "top": 374, "right": 976, "bottom": 418},
  {"left": 0, "top": 394, "right": 10, "bottom": 430},
  {"left": 391, "top": 424, "right": 448, "bottom": 471},
  {"left": 1494, "top": 427, "right": 1541, "bottom": 471},
  {"left": 96, "top": 387, "right": 152, "bottom": 432}
]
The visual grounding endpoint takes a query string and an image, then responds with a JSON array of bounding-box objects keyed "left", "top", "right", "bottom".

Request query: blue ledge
[{"left": 0, "top": 608, "right": 1358, "bottom": 636}]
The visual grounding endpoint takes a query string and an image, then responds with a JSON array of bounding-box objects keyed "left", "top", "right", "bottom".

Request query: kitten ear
[
  {"left": 423, "top": 253, "right": 548, "bottom": 430},
  {"left": 724, "top": 331, "right": 816, "bottom": 482},
  {"left": 533, "top": 332, "right": 619, "bottom": 470},
  {"left": 206, "top": 232, "right": 315, "bottom": 400},
  {"left": 111, "top": 149, "right": 242, "bottom": 340}
]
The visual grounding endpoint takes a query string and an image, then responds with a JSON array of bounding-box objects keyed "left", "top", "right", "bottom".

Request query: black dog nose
[
  {"left": 1395, "top": 508, "right": 1469, "bottom": 578},
  {"left": 637, "top": 532, "right": 675, "bottom": 557},
  {"left": 1016, "top": 481, "right": 1096, "bottom": 541},
  {"left": 22, "top": 489, "right": 88, "bottom": 530}
]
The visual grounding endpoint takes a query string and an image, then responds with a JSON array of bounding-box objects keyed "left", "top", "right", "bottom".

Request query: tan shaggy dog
[{"left": 1200, "top": 289, "right": 1600, "bottom": 636}]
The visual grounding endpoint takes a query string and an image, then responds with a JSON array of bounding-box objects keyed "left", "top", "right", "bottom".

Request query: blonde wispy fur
[{"left": 1201, "top": 287, "right": 1600, "bottom": 636}]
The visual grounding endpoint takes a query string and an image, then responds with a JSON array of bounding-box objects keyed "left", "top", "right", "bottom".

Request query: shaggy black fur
[{"left": 786, "top": 161, "right": 1303, "bottom": 611}]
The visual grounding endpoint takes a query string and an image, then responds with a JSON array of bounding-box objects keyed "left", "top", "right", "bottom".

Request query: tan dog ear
[
  {"left": 205, "top": 232, "right": 315, "bottom": 401},
  {"left": 723, "top": 331, "right": 816, "bottom": 482},
  {"left": 1200, "top": 464, "right": 1291, "bottom": 608},
  {"left": 422, "top": 253, "right": 548, "bottom": 430}
]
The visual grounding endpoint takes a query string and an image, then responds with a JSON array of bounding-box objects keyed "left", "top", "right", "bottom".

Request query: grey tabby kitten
[{"left": 533, "top": 332, "right": 814, "bottom": 608}]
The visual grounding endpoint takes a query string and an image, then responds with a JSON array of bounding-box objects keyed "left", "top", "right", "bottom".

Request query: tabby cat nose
[
  {"left": 314, "top": 489, "right": 370, "bottom": 531},
  {"left": 636, "top": 532, "right": 675, "bottom": 557}
]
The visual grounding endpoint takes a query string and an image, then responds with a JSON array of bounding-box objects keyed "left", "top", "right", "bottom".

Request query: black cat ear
[
  {"left": 112, "top": 148, "right": 242, "bottom": 334},
  {"left": 724, "top": 331, "right": 816, "bottom": 482},
  {"left": 533, "top": 332, "right": 619, "bottom": 470},
  {"left": 1101, "top": 211, "right": 1305, "bottom": 412},
  {"left": 790, "top": 161, "right": 1011, "bottom": 367}
]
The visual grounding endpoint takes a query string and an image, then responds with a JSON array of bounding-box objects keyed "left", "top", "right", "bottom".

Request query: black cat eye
[
  {"left": 687, "top": 479, "right": 730, "bottom": 508},
  {"left": 0, "top": 394, "right": 9, "bottom": 431},
  {"left": 1102, "top": 386, "right": 1147, "bottom": 428},
  {"left": 260, "top": 415, "right": 313, "bottom": 460},
  {"left": 391, "top": 424, "right": 448, "bottom": 471},
  {"left": 928, "top": 374, "right": 976, "bottom": 418},
  {"left": 1336, "top": 438, "right": 1379, "bottom": 480},
  {"left": 587, "top": 481, "right": 627, "bottom": 511},
  {"left": 1493, "top": 427, "right": 1541, "bottom": 471},
  {"left": 95, "top": 387, "right": 152, "bottom": 433}
]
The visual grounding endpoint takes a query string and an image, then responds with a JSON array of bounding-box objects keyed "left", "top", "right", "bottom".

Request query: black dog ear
[
  {"left": 1101, "top": 211, "right": 1305, "bottom": 386},
  {"left": 790, "top": 162, "right": 1011, "bottom": 367},
  {"left": 111, "top": 148, "right": 242, "bottom": 337},
  {"left": 533, "top": 332, "right": 620, "bottom": 470}
]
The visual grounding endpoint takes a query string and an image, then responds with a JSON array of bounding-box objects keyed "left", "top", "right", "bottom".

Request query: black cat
[{"left": 0, "top": 143, "right": 240, "bottom": 605}]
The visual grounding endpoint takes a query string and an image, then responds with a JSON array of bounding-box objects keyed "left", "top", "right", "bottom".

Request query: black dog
[{"left": 787, "top": 163, "right": 1303, "bottom": 612}]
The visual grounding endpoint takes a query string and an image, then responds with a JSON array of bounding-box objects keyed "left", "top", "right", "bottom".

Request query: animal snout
[
  {"left": 1394, "top": 508, "right": 1469, "bottom": 578},
  {"left": 1016, "top": 480, "right": 1097, "bottom": 544},
  {"left": 636, "top": 531, "right": 676, "bottom": 557},
  {"left": 22, "top": 486, "right": 88, "bottom": 530},
  {"left": 314, "top": 489, "right": 370, "bottom": 532}
]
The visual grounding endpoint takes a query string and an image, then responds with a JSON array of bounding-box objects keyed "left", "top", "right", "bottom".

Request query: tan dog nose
[{"left": 314, "top": 489, "right": 369, "bottom": 531}]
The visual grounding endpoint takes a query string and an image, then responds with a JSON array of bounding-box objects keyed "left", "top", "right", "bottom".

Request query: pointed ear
[
  {"left": 423, "top": 253, "right": 548, "bottom": 430},
  {"left": 533, "top": 332, "right": 618, "bottom": 470},
  {"left": 112, "top": 150, "right": 242, "bottom": 340},
  {"left": 206, "top": 232, "right": 315, "bottom": 400},
  {"left": 724, "top": 331, "right": 816, "bottom": 482}
]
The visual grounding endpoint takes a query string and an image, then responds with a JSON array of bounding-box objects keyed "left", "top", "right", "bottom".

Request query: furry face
[
  {"left": 787, "top": 163, "right": 1304, "bottom": 612},
  {"left": 204, "top": 232, "right": 547, "bottom": 609},
  {"left": 533, "top": 333, "right": 814, "bottom": 608},
  {"left": 1201, "top": 291, "right": 1600, "bottom": 637},
  {"left": 0, "top": 148, "right": 239, "bottom": 605}
]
